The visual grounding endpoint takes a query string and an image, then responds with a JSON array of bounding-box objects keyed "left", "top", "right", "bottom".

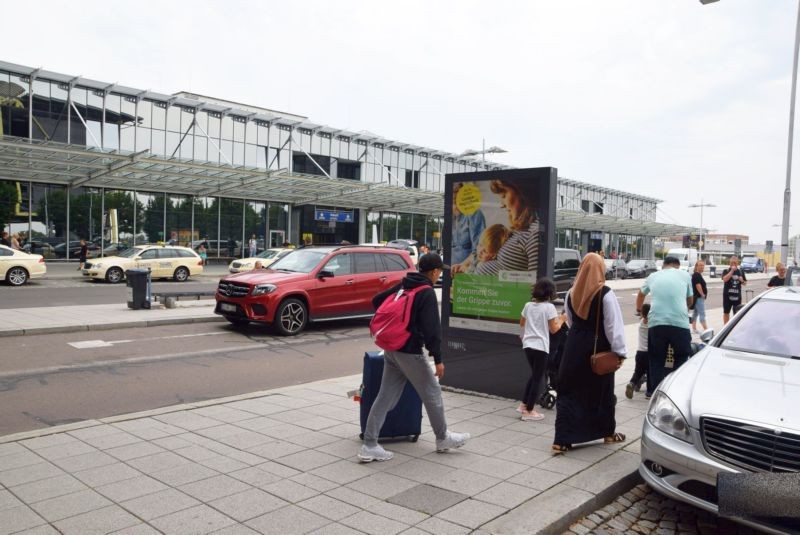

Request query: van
[
  {"left": 554, "top": 248, "right": 581, "bottom": 298},
  {"left": 666, "top": 248, "right": 698, "bottom": 272}
]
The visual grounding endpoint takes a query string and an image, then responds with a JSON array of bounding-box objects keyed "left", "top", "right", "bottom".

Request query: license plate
[{"left": 220, "top": 303, "right": 237, "bottom": 313}]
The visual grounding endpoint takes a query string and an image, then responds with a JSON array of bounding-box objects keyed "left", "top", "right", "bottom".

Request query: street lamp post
[
  {"left": 701, "top": 0, "right": 798, "bottom": 265},
  {"left": 460, "top": 139, "right": 507, "bottom": 164},
  {"left": 688, "top": 200, "right": 716, "bottom": 254}
]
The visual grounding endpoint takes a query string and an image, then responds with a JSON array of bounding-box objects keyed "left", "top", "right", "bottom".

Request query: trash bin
[
  {"left": 126, "top": 268, "right": 151, "bottom": 309},
  {"left": 710, "top": 266, "right": 716, "bottom": 278}
]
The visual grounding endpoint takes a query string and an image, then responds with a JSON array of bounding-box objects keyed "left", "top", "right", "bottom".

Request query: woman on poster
[{"left": 552, "top": 253, "right": 627, "bottom": 453}]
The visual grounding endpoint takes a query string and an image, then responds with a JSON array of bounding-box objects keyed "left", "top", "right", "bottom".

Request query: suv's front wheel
[{"left": 273, "top": 298, "right": 307, "bottom": 336}]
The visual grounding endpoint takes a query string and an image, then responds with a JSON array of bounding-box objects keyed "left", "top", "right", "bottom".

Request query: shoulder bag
[{"left": 590, "top": 291, "right": 621, "bottom": 375}]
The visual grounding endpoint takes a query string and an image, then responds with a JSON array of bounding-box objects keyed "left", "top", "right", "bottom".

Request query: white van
[{"left": 666, "top": 248, "right": 698, "bottom": 272}]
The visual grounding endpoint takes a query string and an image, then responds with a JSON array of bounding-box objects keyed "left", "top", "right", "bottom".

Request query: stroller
[{"left": 539, "top": 323, "right": 569, "bottom": 409}]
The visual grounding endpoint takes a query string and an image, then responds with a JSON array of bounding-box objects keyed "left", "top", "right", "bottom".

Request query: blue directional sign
[{"left": 315, "top": 210, "right": 354, "bottom": 223}]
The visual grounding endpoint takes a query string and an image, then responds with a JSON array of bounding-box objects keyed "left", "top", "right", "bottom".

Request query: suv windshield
[
  {"left": 720, "top": 298, "right": 800, "bottom": 358},
  {"left": 117, "top": 247, "right": 144, "bottom": 258},
  {"left": 269, "top": 249, "right": 328, "bottom": 273}
]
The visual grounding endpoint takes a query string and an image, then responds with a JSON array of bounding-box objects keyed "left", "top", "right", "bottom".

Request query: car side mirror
[
  {"left": 700, "top": 329, "right": 715, "bottom": 343},
  {"left": 318, "top": 270, "right": 334, "bottom": 278}
]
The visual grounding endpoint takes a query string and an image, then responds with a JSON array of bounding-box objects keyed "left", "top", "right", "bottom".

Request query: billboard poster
[{"left": 441, "top": 167, "right": 557, "bottom": 398}]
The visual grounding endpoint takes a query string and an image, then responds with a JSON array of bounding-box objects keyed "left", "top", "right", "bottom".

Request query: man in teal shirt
[{"left": 635, "top": 256, "right": 693, "bottom": 397}]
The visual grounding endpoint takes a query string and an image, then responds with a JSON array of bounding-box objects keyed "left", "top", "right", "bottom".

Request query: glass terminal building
[{"left": 0, "top": 60, "right": 696, "bottom": 260}]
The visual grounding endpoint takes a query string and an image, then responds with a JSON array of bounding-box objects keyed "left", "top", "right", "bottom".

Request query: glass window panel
[
  {"left": 181, "top": 108, "right": 194, "bottom": 133},
  {"left": 245, "top": 144, "right": 257, "bottom": 167},
  {"left": 166, "top": 132, "right": 180, "bottom": 157},
  {"left": 221, "top": 140, "right": 233, "bottom": 164},
  {"left": 120, "top": 123, "right": 135, "bottom": 151},
  {"left": 103, "top": 122, "right": 119, "bottom": 150},
  {"left": 86, "top": 90, "right": 103, "bottom": 123},
  {"left": 86, "top": 121, "right": 102, "bottom": 148},
  {"left": 256, "top": 146, "right": 267, "bottom": 169},
  {"left": 68, "top": 187, "right": 102, "bottom": 252},
  {"left": 221, "top": 116, "right": 233, "bottom": 140},
  {"left": 220, "top": 198, "right": 243, "bottom": 257},
  {"left": 103, "top": 189, "right": 137, "bottom": 248},
  {"left": 268, "top": 203, "right": 288, "bottom": 246},
  {"left": 48, "top": 82, "right": 68, "bottom": 142},
  {"left": 31, "top": 80, "right": 49, "bottom": 140},
  {"left": 233, "top": 120, "right": 244, "bottom": 142},
  {"left": 137, "top": 99, "right": 152, "bottom": 129},
  {"left": 15, "top": 182, "right": 65, "bottom": 259},
  {"left": 167, "top": 194, "right": 192, "bottom": 246},
  {"left": 245, "top": 120, "right": 256, "bottom": 144},
  {"left": 193, "top": 110, "right": 207, "bottom": 134},
  {"left": 194, "top": 196, "right": 218, "bottom": 254},
  {"left": 166, "top": 105, "right": 181, "bottom": 132},
  {"left": 245, "top": 201, "right": 266, "bottom": 254},
  {"left": 105, "top": 93, "right": 120, "bottom": 114},
  {"left": 151, "top": 101, "right": 166, "bottom": 129},
  {"left": 233, "top": 142, "right": 244, "bottom": 165},
  {"left": 257, "top": 124, "right": 269, "bottom": 146},
  {"left": 136, "top": 126, "right": 152, "bottom": 152},
  {"left": 138, "top": 192, "right": 165, "bottom": 243},
  {"left": 397, "top": 213, "right": 412, "bottom": 240},
  {"left": 381, "top": 213, "right": 397, "bottom": 242},
  {"left": 193, "top": 135, "right": 207, "bottom": 162},
  {"left": 412, "top": 214, "right": 426, "bottom": 245},
  {"left": 151, "top": 129, "right": 166, "bottom": 155},
  {"left": 207, "top": 114, "right": 220, "bottom": 138},
  {"left": 68, "top": 87, "right": 87, "bottom": 145}
]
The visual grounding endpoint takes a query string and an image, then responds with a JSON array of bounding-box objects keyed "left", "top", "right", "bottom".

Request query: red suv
[{"left": 215, "top": 245, "right": 414, "bottom": 335}]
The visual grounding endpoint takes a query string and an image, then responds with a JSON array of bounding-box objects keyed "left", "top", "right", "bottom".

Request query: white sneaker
[
  {"left": 358, "top": 444, "right": 394, "bottom": 463},
  {"left": 436, "top": 431, "right": 471, "bottom": 452}
]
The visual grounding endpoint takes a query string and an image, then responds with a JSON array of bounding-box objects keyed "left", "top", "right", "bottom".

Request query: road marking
[{"left": 68, "top": 331, "right": 227, "bottom": 349}]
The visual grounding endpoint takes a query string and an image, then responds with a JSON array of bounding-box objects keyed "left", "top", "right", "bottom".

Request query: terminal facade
[{"left": 0, "top": 60, "right": 693, "bottom": 260}]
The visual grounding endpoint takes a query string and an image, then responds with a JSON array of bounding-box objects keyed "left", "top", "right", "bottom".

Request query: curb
[{"left": 0, "top": 315, "right": 225, "bottom": 338}]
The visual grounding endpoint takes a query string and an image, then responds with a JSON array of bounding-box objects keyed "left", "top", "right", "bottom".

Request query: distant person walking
[
  {"left": 78, "top": 239, "right": 88, "bottom": 270},
  {"left": 690, "top": 260, "right": 708, "bottom": 333},
  {"left": 518, "top": 277, "right": 565, "bottom": 422},
  {"left": 0, "top": 232, "right": 10, "bottom": 247},
  {"left": 636, "top": 256, "right": 693, "bottom": 397},
  {"left": 553, "top": 253, "right": 627, "bottom": 454},
  {"left": 721, "top": 256, "right": 747, "bottom": 324},
  {"left": 248, "top": 234, "right": 257, "bottom": 257},
  {"left": 359, "top": 253, "right": 470, "bottom": 462},
  {"left": 768, "top": 263, "right": 787, "bottom": 287}
]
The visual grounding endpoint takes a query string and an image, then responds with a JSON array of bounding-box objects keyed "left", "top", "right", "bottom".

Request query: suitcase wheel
[{"left": 411, "top": 435, "right": 419, "bottom": 442}]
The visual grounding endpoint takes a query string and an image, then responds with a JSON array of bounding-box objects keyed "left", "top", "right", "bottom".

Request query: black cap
[{"left": 418, "top": 253, "right": 449, "bottom": 272}]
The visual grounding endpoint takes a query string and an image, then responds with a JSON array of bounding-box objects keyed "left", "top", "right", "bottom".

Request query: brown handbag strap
[{"left": 593, "top": 291, "right": 603, "bottom": 355}]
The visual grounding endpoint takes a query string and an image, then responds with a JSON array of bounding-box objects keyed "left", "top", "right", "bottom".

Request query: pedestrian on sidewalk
[
  {"left": 636, "top": 256, "right": 693, "bottom": 398},
  {"left": 1, "top": 231, "right": 10, "bottom": 247},
  {"left": 198, "top": 243, "right": 208, "bottom": 266},
  {"left": 768, "top": 263, "right": 787, "bottom": 287},
  {"left": 248, "top": 234, "right": 257, "bottom": 257},
  {"left": 359, "top": 253, "right": 470, "bottom": 463},
  {"left": 517, "top": 277, "right": 565, "bottom": 422},
  {"left": 690, "top": 260, "right": 708, "bottom": 333},
  {"left": 552, "top": 253, "right": 627, "bottom": 454},
  {"left": 721, "top": 256, "right": 747, "bottom": 324},
  {"left": 78, "top": 239, "right": 88, "bottom": 270},
  {"left": 625, "top": 303, "right": 650, "bottom": 400}
]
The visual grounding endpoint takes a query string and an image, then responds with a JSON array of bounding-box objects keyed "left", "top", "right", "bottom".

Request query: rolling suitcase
[{"left": 358, "top": 351, "right": 422, "bottom": 442}]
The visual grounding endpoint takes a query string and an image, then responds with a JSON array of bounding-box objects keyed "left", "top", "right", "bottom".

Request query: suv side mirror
[{"left": 318, "top": 270, "right": 334, "bottom": 278}]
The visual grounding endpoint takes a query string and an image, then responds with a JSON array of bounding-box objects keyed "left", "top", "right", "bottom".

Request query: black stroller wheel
[{"left": 540, "top": 392, "right": 556, "bottom": 410}]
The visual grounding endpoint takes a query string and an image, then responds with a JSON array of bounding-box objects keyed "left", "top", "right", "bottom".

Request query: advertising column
[{"left": 441, "top": 168, "right": 557, "bottom": 399}]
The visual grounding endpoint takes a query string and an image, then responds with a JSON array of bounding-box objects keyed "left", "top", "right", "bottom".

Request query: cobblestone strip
[{"left": 563, "top": 484, "right": 759, "bottom": 535}]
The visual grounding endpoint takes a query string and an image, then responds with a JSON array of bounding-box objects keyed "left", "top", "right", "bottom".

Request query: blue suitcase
[{"left": 359, "top": 351, "right": 422, "bottom": 442}]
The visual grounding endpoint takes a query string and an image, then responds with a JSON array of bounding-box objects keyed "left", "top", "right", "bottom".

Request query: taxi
[
  {"left": 82, "top": 244, "right": 203, "bottom": 283},
  {"left": 0, "top": 245, "right": 47, "bottom": 285},
  {"left": 228, "top": 248, "right": 293, "bottom": 273}
]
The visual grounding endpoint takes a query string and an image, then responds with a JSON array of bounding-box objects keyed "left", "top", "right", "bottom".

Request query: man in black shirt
[
  {"left": 0, "top": 232, "right": 9, "bottom": 247},
  {"left": 768, "top": 263, "right": 787, "bottom": 287},
  {"left": 721, "top": 256, "right": 747, "bottom": 324}
]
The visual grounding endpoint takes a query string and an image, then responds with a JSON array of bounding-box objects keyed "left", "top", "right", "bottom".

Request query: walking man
[
  {"left": 635, "top": 256, "right": 693, "bottom": 397},
  {"left": 359, "top": 253, "right": 470, "bottom": 462},
  {"left": 721, "top": 256, "right": 747, "bottom": 324}
]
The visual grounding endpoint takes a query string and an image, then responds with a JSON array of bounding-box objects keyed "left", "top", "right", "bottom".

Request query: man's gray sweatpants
[{"left": 363, "top": 350, "right": 448, "bottom": 447}]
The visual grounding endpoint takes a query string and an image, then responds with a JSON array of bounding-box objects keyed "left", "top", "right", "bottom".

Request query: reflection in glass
[
  {"left": 138, "top": 191, "right": 165, "bottom": 243},
  {"left": 167, "top": 195, "right": 192, "bottom": 246},
  {"left": 194, "top": 196, "right": 218, "bottom": 254},
  {"left": 246, "top": 201, "right": 266, "bottom": 254},
  {"left": 381, "top": 212, "right": 397, "bottom": 242},
  {"left": 220, "top": 198, "right": 243, "bottom": 257},
  {"left": 268, "top": 203, "right": 288, "bottom": 246},
  {"left": 103, "top": 190, "right": 138, "bottom": 249}
]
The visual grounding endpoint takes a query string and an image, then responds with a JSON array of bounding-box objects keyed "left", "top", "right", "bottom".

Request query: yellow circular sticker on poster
[{"left": 456, "top": 183, "right": 481, "bottom": 215}]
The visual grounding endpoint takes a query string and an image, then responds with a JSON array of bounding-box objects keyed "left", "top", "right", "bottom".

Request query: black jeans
[
  {"left": 522, "top": 348, "right": 549, "bottom": 411},
  {"left": 629, "top": 350, "right": 649, "bottom": 386},
  {"left": 647, "top": 325, "right": 691, "bottom": 395}
]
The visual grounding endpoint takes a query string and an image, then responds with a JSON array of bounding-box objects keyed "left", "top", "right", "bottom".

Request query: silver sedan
[{"left": 639, "top": 286, "right": 800, "bottom": 534}]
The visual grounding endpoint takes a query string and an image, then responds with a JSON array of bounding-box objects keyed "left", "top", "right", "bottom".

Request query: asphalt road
[{"left": 0, "top": 320, "right": 374, "bottom": 436}]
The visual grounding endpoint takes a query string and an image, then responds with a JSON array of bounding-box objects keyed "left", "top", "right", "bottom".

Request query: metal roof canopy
[
  {"left": 556, "top": 210, "right": 700, "bottom": 237},
  {"left": 0, "top": 137, "right": 444, "bottom": 215}
]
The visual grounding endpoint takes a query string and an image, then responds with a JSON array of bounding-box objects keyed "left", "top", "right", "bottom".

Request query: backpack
[{"left": 369, "top": 285, "right": 428, "bottom": 351}]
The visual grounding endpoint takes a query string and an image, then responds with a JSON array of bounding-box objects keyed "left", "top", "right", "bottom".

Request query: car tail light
[
  {"left": 39, "top": 257, "right": 45, "bottom": 263},
  {"left": 198, "top": 260, "right": 203, "bottom": 266}
]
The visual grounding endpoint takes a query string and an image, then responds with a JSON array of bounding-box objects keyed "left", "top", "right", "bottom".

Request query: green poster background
[{"left": 452, "top": 274, "right": 530, "bottom": 321}]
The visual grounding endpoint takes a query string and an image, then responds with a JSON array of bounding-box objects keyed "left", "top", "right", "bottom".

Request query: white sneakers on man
[
  {"left": 436, "top": 431, "right": 471, "bottom": 452},
  {"left": 358, "top": 444, "right": 394, "bottom": 463}
]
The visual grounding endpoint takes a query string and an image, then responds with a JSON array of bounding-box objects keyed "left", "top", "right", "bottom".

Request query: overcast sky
[{"left": 8, "top": 0, "right": 799, "bottom": 244}]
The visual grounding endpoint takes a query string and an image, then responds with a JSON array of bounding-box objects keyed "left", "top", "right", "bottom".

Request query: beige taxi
[
  {"left": 0, "top": 245, "right": 47, "bottom": 286},
  {"left": 228, "top": 248, "right": 293, "bottom": 273},
  {"left": 83, "top": 244, "right": 203, "bottom": 283}
]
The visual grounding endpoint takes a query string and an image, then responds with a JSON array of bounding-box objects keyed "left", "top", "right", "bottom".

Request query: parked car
[
  {"left": 604, "top": 258, "right": 629, "bottom": 279},
  {"left": 22, "top": 241, "right": 56, "bottom": 258},
  {"left": 553, "top": 248, "right": 581, "bottom": 298},
  {"left": 228, "top": 248, "right": 293, "bottom": 273},
  {"left": 385, "top": 239, "right": 420, "bottom": 266},
  {"left": 740, "top": 256, "right": 766, "bottom": 274},
  {"left": 82, "top": 244, "right": 203, "bottom": 283},
  {"left": 639, "top": 286, "right": 800, "bottom": 534},
  {"left": 215, "top": 245, "right": 414, "bottom": 335},
  {"left": 626, "top": 259, "right": 658, "bottom": 279},
  {"left": 0, "top": 245, "right": 47, "bottom": 286},
  {"left": 53, "top": 241, "right": 101, "bottom": 258}
]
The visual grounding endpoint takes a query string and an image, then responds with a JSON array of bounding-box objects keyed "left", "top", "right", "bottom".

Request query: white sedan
[
  {"left": 228, "top": 248, "right": 293, "bottom": 273},
  {"left": 0, "top": 245, "right": 47, "bottom": 286}
]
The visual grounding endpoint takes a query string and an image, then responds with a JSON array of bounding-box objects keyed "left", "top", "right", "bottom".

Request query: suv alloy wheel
[{"left": 274, "top": 298, "right": 308, "bottom": 336}]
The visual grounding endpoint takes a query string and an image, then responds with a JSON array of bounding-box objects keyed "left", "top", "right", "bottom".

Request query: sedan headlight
[
  {"left": 647, "top": 392, "right": 693, "bottom": 444},
  {"left": 92, "top": 263, "right": 103, "bottom": 268},
  {"left": 251, "top": 283, "right": 277, "bottom": 296}
]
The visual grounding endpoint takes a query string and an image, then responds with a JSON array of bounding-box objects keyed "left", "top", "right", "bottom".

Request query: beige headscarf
[{"left": 569, "top": 252, "right": 606, "bottom": 320}]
